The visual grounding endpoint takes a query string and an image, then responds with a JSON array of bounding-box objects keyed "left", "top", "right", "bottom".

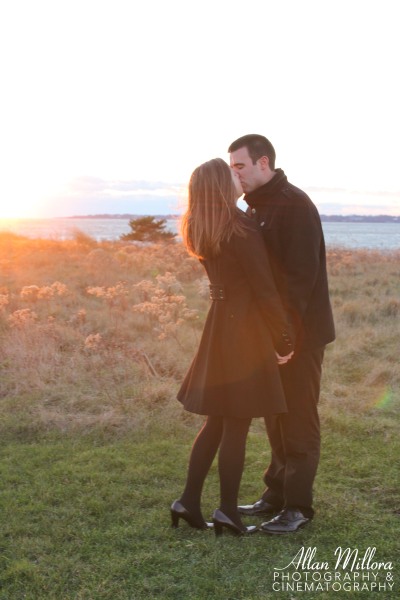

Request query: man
[{"left": 229, "top": 134, "right": 335, "bottom": 534}]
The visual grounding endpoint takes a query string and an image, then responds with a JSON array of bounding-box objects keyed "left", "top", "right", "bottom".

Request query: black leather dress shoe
[
  {"left": 238, "top": 499, "right": 282, "bottom": 516},
  {"left": 260, "top": 508, "right": 310, "bottom": 534}
]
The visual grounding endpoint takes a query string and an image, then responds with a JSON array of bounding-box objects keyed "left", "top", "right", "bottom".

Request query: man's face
[
  {"left": 230, "top": 146, "right": 266, "bottom": 193},
  {"left": 230, "top": 168, "right": 243, "bottom": 199}
]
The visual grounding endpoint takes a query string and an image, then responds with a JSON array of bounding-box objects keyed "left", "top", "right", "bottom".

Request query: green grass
[
  {"left": 1, "top": 405, "right": 399, "bottom": 600},
  {"left": 1, "top": 240, "right": 399, "bottom": 598}
]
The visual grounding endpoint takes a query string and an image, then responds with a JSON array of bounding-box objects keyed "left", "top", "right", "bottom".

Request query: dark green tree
[{"left": 120, "top": 216, "right": 177, "bottom": 242}]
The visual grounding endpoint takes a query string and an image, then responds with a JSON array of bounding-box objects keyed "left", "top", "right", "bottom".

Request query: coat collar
[{"left": 244, "top": 168, "right": 287, "bottom": 206}]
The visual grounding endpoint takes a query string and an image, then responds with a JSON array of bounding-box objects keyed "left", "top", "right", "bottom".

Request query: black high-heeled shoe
[
  {"left": 212, "top": 509, "right": 258, "bottom": 536},
  {"left": 170, "top": 500, "right": 213, "bottom": 530}
]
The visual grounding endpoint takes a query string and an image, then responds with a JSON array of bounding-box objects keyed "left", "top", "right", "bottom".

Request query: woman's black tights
[{"left": 179, "top": 415, "right": 251, "bottom": 529}]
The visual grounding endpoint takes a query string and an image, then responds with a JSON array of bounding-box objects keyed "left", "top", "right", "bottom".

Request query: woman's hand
[{"left": 275, "top": 351, "right": 294, "bottom": 365}]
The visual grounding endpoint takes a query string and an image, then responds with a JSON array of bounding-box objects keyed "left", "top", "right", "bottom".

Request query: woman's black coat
[{"left": 177, "top": 213, "right": 294, "bottom": 418}]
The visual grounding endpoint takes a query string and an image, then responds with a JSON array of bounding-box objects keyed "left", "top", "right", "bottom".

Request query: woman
[{"left": 171, "top": 158, "right": 294, "bottom": 535}]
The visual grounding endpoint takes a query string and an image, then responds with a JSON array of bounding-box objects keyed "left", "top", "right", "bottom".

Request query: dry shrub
[
  {"left": 99, "top": 241, "right": 200, "bottom": 281},
  {"left": 0, "top": 236, "right": 398, "bottom": 434},
  {"left": 380, "top": 298, "right": 400, "bottom": 317},
  {"left": 71, "top": 228, "right": 98, "bottom": 247},
  {"left": 321, "top": 248, "right": 399, "bottom": 415},
  {"left": 132, "top": 272, "right": 199, "bottom": 344}
]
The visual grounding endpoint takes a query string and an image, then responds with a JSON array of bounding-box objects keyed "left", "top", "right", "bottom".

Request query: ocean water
[
  {"left": 320, "top": 221, "right": 400, "bottom": 250},
  {"left": 0, "top": 217, "right": 399, "bottom": 250}
]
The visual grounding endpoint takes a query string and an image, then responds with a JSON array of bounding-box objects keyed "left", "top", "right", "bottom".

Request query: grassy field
[{"left": 0, "top": 231, "right": 399, "bottom": 599}]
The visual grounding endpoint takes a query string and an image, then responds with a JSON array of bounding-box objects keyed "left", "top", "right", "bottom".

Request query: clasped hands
[{"left": 275, "top": 351, "right": 294, "bottom": 365}]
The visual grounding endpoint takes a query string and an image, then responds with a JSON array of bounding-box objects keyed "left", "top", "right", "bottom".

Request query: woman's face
[{"left": 231, "top": 168, "right": 243, "bottom": 200}]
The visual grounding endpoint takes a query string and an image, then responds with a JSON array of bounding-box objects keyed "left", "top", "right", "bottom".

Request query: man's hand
[{"left": 276, "top": 351, "right": 294, "bottom": 365}]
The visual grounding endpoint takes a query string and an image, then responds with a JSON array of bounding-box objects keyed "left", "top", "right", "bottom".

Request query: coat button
[
  {"left": 251, "top": 208, "right": 256, "bottom": 214},
  {"left": 260, "top": 221, "right": 265, "bottom": 226}
]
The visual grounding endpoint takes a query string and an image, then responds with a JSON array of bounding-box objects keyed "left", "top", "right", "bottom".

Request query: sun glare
[
  {"left": 0, "top": 185, "right": 43, "bottom": 219},
  {"left": 0, "top": 198, "right": 38, "bottom": 220},
  {"left": 0, "top": 168, "right": 70, "bottom": 219}
]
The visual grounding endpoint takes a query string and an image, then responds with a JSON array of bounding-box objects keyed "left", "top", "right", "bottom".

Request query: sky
[{"left": 0, "top": 0, "right": 399, "bottom": 218}]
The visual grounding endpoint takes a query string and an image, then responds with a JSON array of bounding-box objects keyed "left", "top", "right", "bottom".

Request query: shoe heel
[
  {"left": 171, "top": 510, "right": 179, "bottom": 528},
  {"left": 212, "top": 509, "right": 256, "bottom": 536}
]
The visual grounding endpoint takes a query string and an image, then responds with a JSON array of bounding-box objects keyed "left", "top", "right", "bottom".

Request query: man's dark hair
[{"left": 228, "top": 134, "right": 276, "bottom": 170}]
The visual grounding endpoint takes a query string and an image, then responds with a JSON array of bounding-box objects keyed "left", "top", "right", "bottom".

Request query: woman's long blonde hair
[{"left": 181, "top": 158, "right": 248, "bottom": 259}]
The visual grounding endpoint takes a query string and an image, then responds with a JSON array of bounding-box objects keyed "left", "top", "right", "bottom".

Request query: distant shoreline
[
  {"left": 64, "top": 214, "right": 400, "bottom": 223},
  {"left": 2, "top": 216, "right": 399, "bottom": 249}
]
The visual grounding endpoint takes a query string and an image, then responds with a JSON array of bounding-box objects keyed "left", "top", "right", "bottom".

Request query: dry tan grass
[
  {"left": 0, "top": 233, "right": 205, "bottom": 434},
  {"left": 0, "top": 232, "right": 399, "bottom": 435},
  {"left": 322, "top": 246, "right": 400, "bottom": 416}
]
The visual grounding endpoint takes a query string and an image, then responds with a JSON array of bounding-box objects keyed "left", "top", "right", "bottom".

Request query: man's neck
[
  {"left": 264, "top": 169, "right": 276, "bottom": 184},
  {"left": 255, "top": 169, "right": 276, "bottom": 189},
  {"left": 246, "top": 169, "right": 281, "bottom": 197}
]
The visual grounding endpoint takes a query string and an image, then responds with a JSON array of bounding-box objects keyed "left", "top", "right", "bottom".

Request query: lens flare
[{"left": 374, "top": 387, "right": 394, "bottom": 410}]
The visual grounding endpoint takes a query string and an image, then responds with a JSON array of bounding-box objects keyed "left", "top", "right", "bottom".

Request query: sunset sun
[{"left": 0, "top": 179, "right": 48, "bottom": 219}]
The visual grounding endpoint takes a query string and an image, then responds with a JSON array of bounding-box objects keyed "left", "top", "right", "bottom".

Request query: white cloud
[{"left": 41, "top": 177, "right": 184, "bottom": 217}]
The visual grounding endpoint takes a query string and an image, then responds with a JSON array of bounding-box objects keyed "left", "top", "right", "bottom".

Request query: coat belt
[{"left": 209, "top": 284, "right": 226, "bottom": 301}]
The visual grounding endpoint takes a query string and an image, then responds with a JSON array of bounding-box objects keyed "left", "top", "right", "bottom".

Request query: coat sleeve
[
  {"left": 279, "top": 201, "right": 324, "bottom": 331},
  {"left": 233, "top": 228, "right": 294, "bottom": 356}
]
